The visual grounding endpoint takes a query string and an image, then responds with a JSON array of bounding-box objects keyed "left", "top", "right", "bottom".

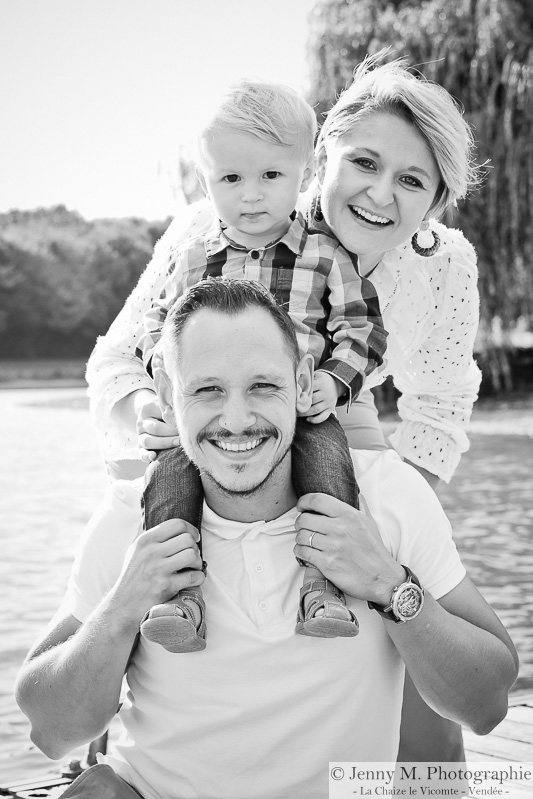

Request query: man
[{"left": 16, "top": 279, "right": 517, "bottom": 799}]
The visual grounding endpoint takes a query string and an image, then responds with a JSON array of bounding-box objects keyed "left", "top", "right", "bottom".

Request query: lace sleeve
[
  {"left": 388, "top": 227, "right": 482, "bottom": 482},
  {"left": 86, "top": 199, "right": 215, "bottom": 461}
]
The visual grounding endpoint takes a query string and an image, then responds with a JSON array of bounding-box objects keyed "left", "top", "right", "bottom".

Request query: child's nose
[{"left": 241, "top": 182, "right": 263, "bottom": 203}]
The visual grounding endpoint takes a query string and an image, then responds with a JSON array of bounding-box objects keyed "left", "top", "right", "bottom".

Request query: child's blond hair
[{"left": 197, "top": 79, "right": 317, "bottom": 163}]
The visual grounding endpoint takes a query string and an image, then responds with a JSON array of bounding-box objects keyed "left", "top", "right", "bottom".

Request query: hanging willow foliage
[{"left": 306, "top": 0, "right": 533, "bottom": 388}]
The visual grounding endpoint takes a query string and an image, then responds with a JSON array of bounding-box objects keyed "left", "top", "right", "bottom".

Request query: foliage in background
[
  {"left": 306, "top": 0, "right": 533, "bottom": 390},
  {"left": 0, "top": 206, "right": 169, "bottom": 359}
]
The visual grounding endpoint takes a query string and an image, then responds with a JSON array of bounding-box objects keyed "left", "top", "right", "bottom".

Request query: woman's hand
[
  {"left": 293, "top": 493, "right": 405, "bottom": 606},
  {"left": 135, "top": 391, "right": 179, "bottom": 461},
  {"left": 305, "top": 371, "right": 344, "bottom": 424}
]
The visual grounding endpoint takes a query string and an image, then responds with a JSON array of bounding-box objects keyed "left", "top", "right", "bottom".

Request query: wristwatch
[{"left": 368, "top": 566, "right": 424, "bottom": 623}]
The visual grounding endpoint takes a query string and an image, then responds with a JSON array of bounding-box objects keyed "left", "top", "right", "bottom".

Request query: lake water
[{"left": 0, "top": 387, "right": 532, "bottom": 785}]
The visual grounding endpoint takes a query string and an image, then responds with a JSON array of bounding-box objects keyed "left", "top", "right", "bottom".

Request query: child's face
[{"left": 197, "top": 130, "right": 314, "bottom": 246}]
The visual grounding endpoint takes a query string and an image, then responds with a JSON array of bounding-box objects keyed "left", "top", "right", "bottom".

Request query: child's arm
[
  {"left": 316, "top": 244, "right": 388, "bottom": 407},
  {"left": 86, "top": 199, "right": 215, "bottom": 463}
]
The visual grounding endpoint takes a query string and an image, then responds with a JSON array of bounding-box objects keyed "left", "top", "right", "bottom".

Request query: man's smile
[{"left": 212, "top": 437, "right": 265, "bottom": 452}]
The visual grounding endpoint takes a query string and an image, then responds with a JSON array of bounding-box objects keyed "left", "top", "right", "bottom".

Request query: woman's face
[{"left": 317, "top": 111, "right": 441, "bottom": 273}]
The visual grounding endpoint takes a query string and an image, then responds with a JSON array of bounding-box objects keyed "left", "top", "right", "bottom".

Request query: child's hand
[
  {"left": 306, "top": 371, "right": 343, "bottom": 424},
  {"left": 135, "top": 392, "right": 179, "bottom": 462}
]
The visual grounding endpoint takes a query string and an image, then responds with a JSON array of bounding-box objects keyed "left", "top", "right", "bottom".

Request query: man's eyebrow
[{"left": 186, "top": 371, "right": 285, "bottom": 388}]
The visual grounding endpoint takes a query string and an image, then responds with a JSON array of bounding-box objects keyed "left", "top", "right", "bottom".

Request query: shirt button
[
  {"left": 250, "top": 250, "right": 260, "bottom": 259},
  {"left": 254, "top": 564, "right": 264, "bottom": 573},
  {"left": 259, "top": 600, "right": 269, "bottom": 611}
]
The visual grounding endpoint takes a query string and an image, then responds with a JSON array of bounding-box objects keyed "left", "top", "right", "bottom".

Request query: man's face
[{"left": 161, "top": 307, "right": 312, "bottom": 498}]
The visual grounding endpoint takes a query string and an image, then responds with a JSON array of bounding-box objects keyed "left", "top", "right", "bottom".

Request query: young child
[{"left": 135, "top": 80, "right": 388, "bottom": 652}]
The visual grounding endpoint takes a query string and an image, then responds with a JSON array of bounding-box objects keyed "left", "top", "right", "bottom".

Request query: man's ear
[
  {"left": 153, "top": 364, "right": 176, "bottom": 426},
  {"left": 195, "top": 166, "right": 209, "bottom": 198},
  {"left": 299, "top": 155, "right": 316, "bottom": 193},
  {"left": 315, "top": 145, "right": 327, "bottom": 187},
  {"left": 295, "top": 353, "right": 314, "bottom": 415}
]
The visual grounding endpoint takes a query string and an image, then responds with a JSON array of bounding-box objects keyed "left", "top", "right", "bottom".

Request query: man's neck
[{"left": 201, "top": 460, "right": 298, "bottom": 523}]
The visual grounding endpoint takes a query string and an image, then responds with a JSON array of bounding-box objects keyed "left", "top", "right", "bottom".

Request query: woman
[{"left": 86, "top": 55, "right": 482, "bottom": 762}]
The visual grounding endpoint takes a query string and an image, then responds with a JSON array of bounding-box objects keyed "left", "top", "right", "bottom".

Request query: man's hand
[
  {"left": 135, "top": 391, "right": 179, "bottom": 461},
  {"left": 305, "top": 371, "right": 345, "bottom": 424},
  {"left": 111, "top": 519, "right": 205, "bottom": 628},
  {"left": 293, "top": 493, "right": 405, "bottom": 606}
]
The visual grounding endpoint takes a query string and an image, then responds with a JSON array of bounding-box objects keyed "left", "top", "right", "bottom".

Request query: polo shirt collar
[
  {"left": 203, "top": 211, "right": 308, "bottom": 259},
  {"left": 202, "top": 501, "right": 299, "bottom": 541}
]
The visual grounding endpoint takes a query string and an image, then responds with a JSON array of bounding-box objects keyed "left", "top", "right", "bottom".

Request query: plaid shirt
[{"left": 137, "top": 212, "right": 387, "bottom": 403}]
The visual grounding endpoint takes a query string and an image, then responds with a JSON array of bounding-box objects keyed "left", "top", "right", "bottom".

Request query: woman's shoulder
[
  {"left": 427, "top": 219, "right": 477, "bottom": 269},
  {"left": 386, "top": 220, "right": 477, "bottom": 280}
]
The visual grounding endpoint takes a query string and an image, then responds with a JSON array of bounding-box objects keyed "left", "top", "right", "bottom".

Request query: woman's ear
[
  {"left": 295, "top": 353, "right": 314, "bottom": 415},
  {"left": 315, "top": 145, "right": 327, "bottom": 187}
]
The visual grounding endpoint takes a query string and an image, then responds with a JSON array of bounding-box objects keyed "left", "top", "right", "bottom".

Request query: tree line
[{"left": 0, "top": 205, "right": 168, "bottom": 359}]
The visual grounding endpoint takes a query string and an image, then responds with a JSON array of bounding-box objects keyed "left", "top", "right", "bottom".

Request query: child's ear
[
  {"left": 195, "top": 166, "right": 209, "bottom": 198},
  {"left": 153, "top": 364, "right": 176, "bottom": 426},
  {"left": 299, "top": 155, "right": 316, "bottom": 193},
  {"left": 315, "top": 146, "right": 327, "bottom": 187}
]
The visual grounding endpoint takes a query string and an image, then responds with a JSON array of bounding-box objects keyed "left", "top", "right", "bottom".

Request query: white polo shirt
[{"left": 64, "top": 450, "right": 465, "bottom": 799}]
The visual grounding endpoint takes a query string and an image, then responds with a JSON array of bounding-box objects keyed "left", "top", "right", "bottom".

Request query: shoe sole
[{"left": 140, "top": 616, "right": 206, "bottom": 653}]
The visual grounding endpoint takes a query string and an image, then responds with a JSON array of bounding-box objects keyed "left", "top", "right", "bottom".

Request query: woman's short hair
[
  {"left": 197, "top": 79, "right": 317, "bottom": 164},
  {"left": 316, "top": 53, "right": 480, "bottom": 218}
]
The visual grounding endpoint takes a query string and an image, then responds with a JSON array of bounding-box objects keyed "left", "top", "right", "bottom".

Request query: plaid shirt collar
[{"left": 203, "top": 210, "right": 308, "bottom": 259}]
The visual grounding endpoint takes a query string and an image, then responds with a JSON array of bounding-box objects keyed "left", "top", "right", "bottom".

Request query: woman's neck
[{"left": 358, "top": 252, "right": 385, "bottom": 278}]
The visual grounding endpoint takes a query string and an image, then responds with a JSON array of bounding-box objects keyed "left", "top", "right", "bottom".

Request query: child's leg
[
  {"left": 139, "top": 446, "right": 207, "bottom": 653},
  {"left": 292, "top": 415, "right": 359, "bottom": 638}
]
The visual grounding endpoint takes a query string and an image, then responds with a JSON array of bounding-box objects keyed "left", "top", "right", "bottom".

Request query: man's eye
[
  {"left": 252, "top": 383, "right": 276, "bottom": 390},
  {"left": 223, "top": 174, "right": 240, "bottom": 183},
  {"left": 264, "top": 171, "right": 281, "bottom": 179},
  {"left": 196, "top": 386, "right": 220, "bottom": 393}
]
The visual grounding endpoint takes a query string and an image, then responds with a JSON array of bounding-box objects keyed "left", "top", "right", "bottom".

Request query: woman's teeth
[{"left": 350, "top": 206, "right": 391, "bottom": 226}]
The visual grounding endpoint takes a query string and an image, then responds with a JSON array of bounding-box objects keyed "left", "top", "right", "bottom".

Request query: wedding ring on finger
[{"left": 308, "top": 532, "right": 317, "bottom": 549}]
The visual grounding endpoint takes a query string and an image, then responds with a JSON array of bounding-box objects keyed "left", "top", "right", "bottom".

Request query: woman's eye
[
  {"left": 353, "top": 158, "right": 375, "bottom": 170},
  {"left": 264, "top": 171, "right": 281, "bottom": 179},
  {"left": 223, "top": 174, "right": 240, "bottom": 183},
  {"left": 401, "top": 175, "right": 423, "bottom": 188}
]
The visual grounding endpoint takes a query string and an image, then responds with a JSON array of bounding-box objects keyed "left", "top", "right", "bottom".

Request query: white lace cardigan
[{"left": 86, "top": 200, "right": 481, "bottom": 483}]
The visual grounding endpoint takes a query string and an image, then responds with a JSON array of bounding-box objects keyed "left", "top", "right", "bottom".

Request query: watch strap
[{"left": 368, "top": 566, "right": 423, "bottom": 623}]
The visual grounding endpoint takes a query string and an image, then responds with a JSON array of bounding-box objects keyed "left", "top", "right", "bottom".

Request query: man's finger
[
  {"left": 142, "top": 518, "right": 200, "bottom": 543},
  {"left": 296, "top": 492, "right": 346, "bottom": 517}
]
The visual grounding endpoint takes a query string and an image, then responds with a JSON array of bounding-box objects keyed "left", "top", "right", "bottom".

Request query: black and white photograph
[{"left": 1, "top": 1, "right": 532, "bottom": 797}]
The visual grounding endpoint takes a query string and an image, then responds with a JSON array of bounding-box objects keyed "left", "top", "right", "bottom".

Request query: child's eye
[
  {"left": 264, "top": 171, "right": 281, "bottom": 180},
  {"left": 223, "top": 174, "right": 240, "bottom": 183}
]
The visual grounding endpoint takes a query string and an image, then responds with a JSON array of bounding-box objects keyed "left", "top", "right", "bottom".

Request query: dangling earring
[
  {"left": 314, "top": 195, "right": 324, "bottom": 222},
  {"left": 411, "top": 220, "right": 440, "bottom": 257}
]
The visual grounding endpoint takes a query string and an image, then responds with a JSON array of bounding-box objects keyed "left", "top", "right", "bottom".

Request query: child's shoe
[
  {"left": 296, "top": 579, "right": 359, "bottom": 638},
  {"left": 140, "top": 587, "right": 206, "bottom": 653}
]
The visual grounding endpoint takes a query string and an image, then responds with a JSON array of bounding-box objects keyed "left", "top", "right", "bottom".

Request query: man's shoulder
[{"left": 350, "top": 448, "right": 437, "bottom": 510}]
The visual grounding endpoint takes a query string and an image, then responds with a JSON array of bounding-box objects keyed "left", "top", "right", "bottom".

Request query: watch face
[{"left": 394, "top": 584, "right": 423, "bottom": 620}]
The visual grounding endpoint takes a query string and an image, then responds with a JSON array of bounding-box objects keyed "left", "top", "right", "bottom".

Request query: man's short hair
[
  {"left": 162, "top": 278, "right": 301, "bottom": 369},
  {"left": 197, "top": 79, "right": 317, "bottom": 164}
]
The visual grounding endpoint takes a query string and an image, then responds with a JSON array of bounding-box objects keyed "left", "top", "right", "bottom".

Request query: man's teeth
[
  {"left": 350, "top": 206, "right": 390, "bottom": 225},
  {"left": 214, "top": 439, "right": 262, "bottom": 452}
]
